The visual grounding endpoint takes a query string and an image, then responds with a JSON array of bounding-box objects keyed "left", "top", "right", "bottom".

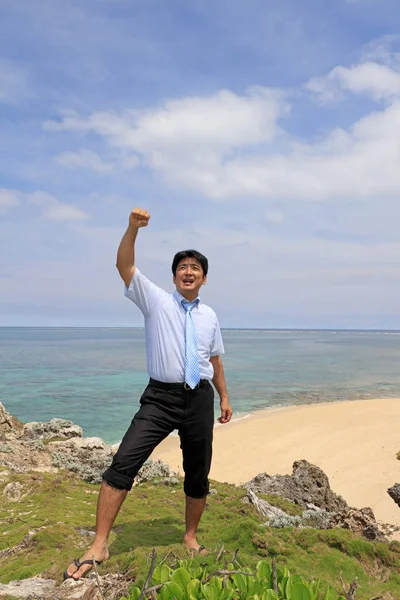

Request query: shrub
[{"left": 121, "top": 557, "right": 348, "bottom": 600}]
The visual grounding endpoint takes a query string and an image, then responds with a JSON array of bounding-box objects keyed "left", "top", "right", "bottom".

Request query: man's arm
[
  {"left": 116, "top": 208, "right": 150, "bottom": 287},
  {"left": 210, "top": 355, "right": 232, "bottom": 424}
]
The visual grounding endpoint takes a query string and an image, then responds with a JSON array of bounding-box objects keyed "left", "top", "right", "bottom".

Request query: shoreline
[{"left": 153, "top": 397, "right": 400, "bottom": 528}]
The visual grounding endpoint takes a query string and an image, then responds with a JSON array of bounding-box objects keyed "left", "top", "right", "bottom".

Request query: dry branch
[
  {"left": 139, "top": 548, "right": 158, "bottom": 600},
  {"left": 92, "top": 555, "right": 106, "bottom": 600},
  {"left": 272, "top": 556, "right": 278, "bottom": 594}
]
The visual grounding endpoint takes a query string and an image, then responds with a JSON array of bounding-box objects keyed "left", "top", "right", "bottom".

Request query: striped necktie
[{"left": 181, "top": 299, "right": 201, "bottom": 389}]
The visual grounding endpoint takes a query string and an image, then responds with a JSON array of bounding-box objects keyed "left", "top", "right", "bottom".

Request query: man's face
[{"left": 173, "top": 257, "right": 206, "bottom": 297}]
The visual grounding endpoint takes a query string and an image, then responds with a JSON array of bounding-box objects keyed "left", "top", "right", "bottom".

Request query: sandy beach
[{"left": 153, "top": 398, "right": 400, "bottom": 528}]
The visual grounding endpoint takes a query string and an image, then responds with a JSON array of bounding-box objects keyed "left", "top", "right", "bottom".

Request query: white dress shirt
[{"left": 125, "top": 268, "right": 225, "bottom": 383}]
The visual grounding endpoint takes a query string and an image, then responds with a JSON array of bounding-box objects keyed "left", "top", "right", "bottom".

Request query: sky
[{"left": 1, "top": 0, "right": 400, "bottom": 329}]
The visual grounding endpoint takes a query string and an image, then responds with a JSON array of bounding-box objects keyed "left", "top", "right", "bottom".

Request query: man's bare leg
[
  {"left": 183, "top": 495, "right": 207, "bottom": 555},
  {"left": 66, "top": 481, "right": 128, "bottom": 579}
]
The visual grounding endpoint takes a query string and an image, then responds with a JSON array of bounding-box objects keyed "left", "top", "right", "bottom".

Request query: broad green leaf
[
  {"left": 186, "top": 578, "right": 201, "bottom": 596},
  {"left": 231, "top": 573, "right": 248, "bottom": 593},
  {"left": 248, "top": 579, "right": 263, "bottom": 596},
  {"left": 171, "top": 567, "right": 191, "bottom": 588},
  {"left": 283, "top": 565, "right": 291, "bottom": 578},
  {"left": 262, "top": 590, "right": 279, "bottom": 600},
  {"left": 151, "top": 565, "right": 161, "bottom": 584},
  {"left": 190, "top": 566, "right": 203, "bottom": 579},
  {"left": 323, "top": 586, "right": 340, "bottom": 600},
  {"left": 127, "top": 589, "right": 141, "bottom": 600},
  {"left": 278, "top": 576, "right": 289, "bottom": 596},
  {"left": 153, "top": 564, "right": 172, "bottom": 584},
  {"left": 275, "top": 568, "right": 284, "bottom": 583},
  {"left": 310, "top": 580, "right": 320, "bottom": 600},
  {"left": 219, "top": 589, "right": 235, "bottom": 600},
  {"left": 201, "top": 582, "right": 221, "bottom": 600},
  {"left": 256, "top": 560, "right": 271, "bottom": 581},
  {"left": 160, "top": 581, "right": 184, "bottom": 600},
  {"left": 290, "top": 582, "right": 312, "bottom": 600},
  {"left": 210, "top": 577, "right": 223, "bottom": 592},
  {"left": 286, "top": 574, "right": 306, "bottom": 600}
]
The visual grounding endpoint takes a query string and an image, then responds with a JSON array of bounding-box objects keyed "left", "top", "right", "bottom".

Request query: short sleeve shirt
[{"left": 125, "top": 268, "right": 224, "bottom": 382}]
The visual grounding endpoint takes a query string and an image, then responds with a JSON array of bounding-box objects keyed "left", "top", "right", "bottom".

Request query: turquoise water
[{"left": 1, "top": 327, "right": 400, "bottom": 444}]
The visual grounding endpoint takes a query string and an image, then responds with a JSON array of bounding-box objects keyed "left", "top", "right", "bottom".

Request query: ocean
[{"left": 1, "top": 327, "right": 400, "bottom": 445}]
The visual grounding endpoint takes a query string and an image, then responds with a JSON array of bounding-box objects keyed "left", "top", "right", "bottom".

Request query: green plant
[{"left": 123, "top": 558, "right": 349, "bottom": 600}]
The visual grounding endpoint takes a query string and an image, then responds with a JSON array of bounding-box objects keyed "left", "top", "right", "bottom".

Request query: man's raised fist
[{"left": 129, "top": 208, "right": 150, "bottom": 229}]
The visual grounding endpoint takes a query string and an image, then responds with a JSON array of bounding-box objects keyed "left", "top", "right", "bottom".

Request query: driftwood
[
  {"left": 340, "top": 572, "right": 358, "bottom": 600},
  {"left": 139, "top": 548, "right": 158, "bottom": 600},
  {"left": 92, "top": 555, "right": 106, "bottom": 600},
  {"left": 272, "top": 555, "right": 278, "bottom": 594}
]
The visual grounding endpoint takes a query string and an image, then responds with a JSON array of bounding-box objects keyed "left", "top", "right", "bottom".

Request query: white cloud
[
  {"left": 44, "top": 87, "right": 288, "bottom": 152},
  {"left": 0, "top": 60, "right": 29, "bottom": 103},
  {"left": 55, "top": 149, "right": 115, "bottom": 173},
  {"left": 1, "top": 187, "right": 89, "bottom": 221},
  {"left": 306, "top": 62, "right": 400, "bottom": 102},
  {"left": 43, "top": 61, "right": 400, "bottom": 202},
  {"left": 0, "top": 189, "right": 19, "bottom": 212},
  {"left": 264, "top": 209, "right": 284, "bottom": 224},
  {"left": 27, "top": 191, "right": 90, "bottom": 221}
]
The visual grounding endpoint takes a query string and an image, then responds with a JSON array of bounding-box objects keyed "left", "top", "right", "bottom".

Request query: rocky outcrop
[
  {"left": 0, "top": 577, "right": 56, "bottom": 599},
  {"left": 0, "top": 572, "right": 133, "bottom": 600},
  {"left": 245, "top": 460, "right": 397, "bottom": 540},
  {"left": 329, "top": 506, "right": 388, "bottom": 541},
  {"left": 388, "top": 483, "right": 400, "bottom": 508},
  {"left": 0, "top": 402, "right": 24, "bottom": 441},
  {"left": 245, "top": 459, "right": 348, "bottom": 512},
  {"left": 0, "top": 403, "right": 177, "bottom": 486},
  {"left": 49, "top": 437, "right": 114, "bottom": 484},
  {"left": 24, "top": 418, "right": 82, "bottom": 441}
]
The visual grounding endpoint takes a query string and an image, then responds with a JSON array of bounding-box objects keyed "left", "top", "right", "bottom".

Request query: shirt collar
[{"left": 173, "top": 289, "right": 201, "bottom": 307}]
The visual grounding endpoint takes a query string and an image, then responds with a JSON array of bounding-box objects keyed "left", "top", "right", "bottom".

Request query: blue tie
[{"left": 181, "top": 300, "right": 201, "bottom": 389}]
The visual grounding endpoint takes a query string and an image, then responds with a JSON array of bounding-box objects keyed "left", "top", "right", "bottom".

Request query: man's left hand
[{"left": 218, "top": 398, "right": 233, "bottom": 424}]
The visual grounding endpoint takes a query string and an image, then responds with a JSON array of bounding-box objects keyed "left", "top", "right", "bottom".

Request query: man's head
[{"left": 172, "top": 250, "right": 208, "bottom": 300}]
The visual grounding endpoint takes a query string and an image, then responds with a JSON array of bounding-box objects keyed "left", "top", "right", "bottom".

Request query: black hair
[{"left": 171, "top": 249, "right": 208, "bottom": 276}]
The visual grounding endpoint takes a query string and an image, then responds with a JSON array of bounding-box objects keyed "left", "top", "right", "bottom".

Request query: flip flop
[
  {"left": 63, "top": 558, "right": 103, "bottom": 581},
  {"left": 186, "top": 544, "right": 208, "bottom": 556}
]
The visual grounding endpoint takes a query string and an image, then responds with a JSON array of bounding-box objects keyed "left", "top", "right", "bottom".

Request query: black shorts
[{"left": 102, "top": 379, "right": 214, "bottom": 498}]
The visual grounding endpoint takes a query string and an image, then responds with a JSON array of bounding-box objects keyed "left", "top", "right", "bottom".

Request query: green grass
[{"left": 0, "top": 472, "right": 399, "bottom": 599}]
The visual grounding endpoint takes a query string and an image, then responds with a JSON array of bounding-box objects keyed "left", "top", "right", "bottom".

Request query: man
[{"left": 65, "top": 208, "right": 232, "bottom": 580}]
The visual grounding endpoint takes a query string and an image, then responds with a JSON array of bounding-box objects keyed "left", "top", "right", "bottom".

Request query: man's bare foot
[
  {"left": 65, "top": 543, "right": 109, "bottom": 580},
  {"left": 183, "top": 534, "right": 208, "bottom": 556}
]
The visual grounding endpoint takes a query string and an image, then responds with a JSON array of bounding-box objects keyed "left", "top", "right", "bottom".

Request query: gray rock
[
  {"left": 329, "top": 506, "right": 385, "bottom": 541},
  {"left": 245, "top": 459, "right": 348, "bottom": 512},
  {"left": 0, "top": 444, "right": 13, "bottom": 453},
  {"left": 136, "top": 459, "right": 177, "bottom": 483},
  {"left": 301, "top": 508, "right": 331, "bottom": 529},
  {"left": 3, "top": 481, "right": 22, "bottom": 502},
  {"left": 0, "top": 402, "right": 24, "bottom": 441},
  {"left": 24, "top": 418, "right": 82, "bottom": 441},
  {"left": 50, "top": 438, "right": 113, "bottom": 484},
  {"left": 246, "top": 488, "right": 292, "bottom": 521},
  {"left": 387, "top": 483, "right": 400, "bottom": 508},
  {"left": 0, "top": 576, "right": 56, "bottom": 599},
  {"left": 246, "top": 488, "right": 330, "bottom": 529}
]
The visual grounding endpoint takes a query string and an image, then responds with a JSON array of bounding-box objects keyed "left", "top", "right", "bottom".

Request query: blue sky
[{"left": 1, "top": 0, "right": 400, "bottom": 328}]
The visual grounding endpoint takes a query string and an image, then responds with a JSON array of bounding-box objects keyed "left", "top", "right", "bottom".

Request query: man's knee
[
  {"left": 184, "top": 477, "right": 210, "bottom": 499},
  {"left": 102, "top": 466, "right": 135, "bottom": 491}
]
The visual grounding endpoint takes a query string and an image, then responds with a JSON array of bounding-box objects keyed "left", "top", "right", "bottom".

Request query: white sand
[{"left": 153, "top": 398, "right": 400, "bottom": 528}]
